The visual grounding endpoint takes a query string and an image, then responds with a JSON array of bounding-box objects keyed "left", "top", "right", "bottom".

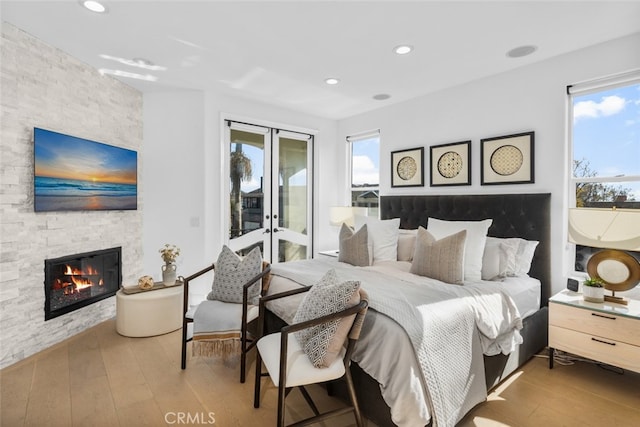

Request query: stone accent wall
[{"left": 0, "top": 24, "right": 143, "bottom": 369}]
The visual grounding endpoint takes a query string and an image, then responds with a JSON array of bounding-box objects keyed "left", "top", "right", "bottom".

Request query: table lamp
[
  {"left": 568, "top": 207, "right": 640, "bottom": 305},
  {"left": 329, "top": 206, "right": 368, "bottom": 228}
]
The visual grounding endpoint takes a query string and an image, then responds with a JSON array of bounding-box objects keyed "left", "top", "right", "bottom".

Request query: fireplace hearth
[{"left": 44, "top": 247, "right": 122, "bottom": 320}]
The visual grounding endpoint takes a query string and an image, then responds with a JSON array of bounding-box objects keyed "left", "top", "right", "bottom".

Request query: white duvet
[{"left": 268, "top": 258, "right": 524, "bottom": 427}]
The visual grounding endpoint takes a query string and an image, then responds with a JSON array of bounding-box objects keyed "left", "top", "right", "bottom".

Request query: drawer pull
[
  {"left": 591, "top": 337, "right": 616, "bottom": 346},
  {"left": 591, "top": 313, "right": 616, "bottom": 320}
]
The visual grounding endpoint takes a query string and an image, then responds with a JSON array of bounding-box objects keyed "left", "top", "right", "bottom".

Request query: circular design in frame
[
  {"left": 586, "top": 249, "right": 640, "bottom": 292},
  {"left": 397, "top": 156, "right": 417, "bottom": 180},
  {"left": 437, "top": 151, "right": 463, "bottom": 178},
  {"left": 490, "top": 145, "right": 523, "bottom": 176}
]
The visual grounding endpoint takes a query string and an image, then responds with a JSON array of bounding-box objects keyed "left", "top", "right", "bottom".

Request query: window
[
  {"left": 348, "top": 131, "right": 380, "bottom": 217},
  {"left": 569, "top": 72, "right": 640, "bottom": 209}
]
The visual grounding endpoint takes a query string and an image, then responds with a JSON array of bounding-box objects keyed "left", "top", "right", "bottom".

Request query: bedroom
[{"left": 1, "top": 1, "right": 639, "bottom": 426}]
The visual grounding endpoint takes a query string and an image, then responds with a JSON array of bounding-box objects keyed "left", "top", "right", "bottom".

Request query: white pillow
[
  {"left": 482, "top": 237, "right": 519, "bottom": 280},
  {"left": 486, "top": 237, "right": 539, "bottom": 276},
  {"left": 427, "top": 217, "right": 492, "bottom": 282},
  {"left": 397, "top": 229, "right": 417, "bottom": 262},
  {"left": 354, "top": 216, "right": 400, "bottom": 262},
  {"left": 513, "top": 238, "right": 539, "bottom": 276}
]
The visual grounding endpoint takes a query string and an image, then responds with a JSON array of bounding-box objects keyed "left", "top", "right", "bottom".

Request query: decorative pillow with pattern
[
  {"left": 427, "top": 217, "right": 492, "bottom": 282},
  {"left": 410, "top": 227, "right": 467, "bottom": 285},
  {"left": 338, "top": 223, "right": 370, "bottom": 267},
  {"left": 207, "top": 245, "right": 262, "bottom": 304},
  {"left": 293, "top": 269, "right": 361, "bottom": 368}
]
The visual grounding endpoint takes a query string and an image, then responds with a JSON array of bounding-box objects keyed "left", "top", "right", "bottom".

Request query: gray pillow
[
  {"left": 207, "top": 245, "right": 262, "bottom": 304},
  {"left": 338, "top": 223, "right": 370, "bottom": 267},
  {"left": 410, "top": 227, "right": 467, "bottom": 285},
  {"left": 293, "top": 269, "right": 360, "bottom": 368}
]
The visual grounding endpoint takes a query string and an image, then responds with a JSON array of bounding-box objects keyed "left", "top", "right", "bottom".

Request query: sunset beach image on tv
[{"left": 34, "top": 128, "right": 137, "bottom": 212}]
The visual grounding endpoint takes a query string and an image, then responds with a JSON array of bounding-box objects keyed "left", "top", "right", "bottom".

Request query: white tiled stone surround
[{"left": 0, "top": 24, "right": 143, "bottom": 369}]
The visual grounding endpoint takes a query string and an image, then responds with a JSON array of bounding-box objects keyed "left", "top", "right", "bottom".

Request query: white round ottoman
[{"left": 116, "top": 285, "right": 183, "bottom": 337}]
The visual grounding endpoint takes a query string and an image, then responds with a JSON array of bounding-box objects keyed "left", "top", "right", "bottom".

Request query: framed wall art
[
  {"left": 430, "top": 140, "right": 471, "bottom": 186},
  {"left": 391, "top": 147, "right": 424, "bottom": 187},
  {"left": 481, "top": 131, "right": 534, "bottom": 185},
  {"left": 34, "top": 127, "right": 138, "bottom": 212}
]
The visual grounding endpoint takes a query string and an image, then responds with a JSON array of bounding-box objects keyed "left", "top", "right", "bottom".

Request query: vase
[
  {"left": 583, "top": 286, "right": 604, "bottom": 303},
  {"left": 162, "top": 262, "right": 177, "bottom": 286}
]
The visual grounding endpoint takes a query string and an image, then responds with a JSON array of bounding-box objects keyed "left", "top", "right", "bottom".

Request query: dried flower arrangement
[{"left": 159, "top": 244, "right": 180, "bottom": 264}]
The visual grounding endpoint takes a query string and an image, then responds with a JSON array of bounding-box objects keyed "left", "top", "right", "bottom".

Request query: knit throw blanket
[{"left": 192, "top": 300, "right": 245, "bottom": 358}]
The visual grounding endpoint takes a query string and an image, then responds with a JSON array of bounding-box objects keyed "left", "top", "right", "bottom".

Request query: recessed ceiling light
[
  {"left": 100, "top": 54, "right": 167, "bottom": 71},
  {"left": 81, "top": 1, "right": 107, "bottom": 13},
  {"left": 506, "top": 45, "right": 537, "bottom": 58},
  {"left": 132, "top": 58, "right": 153, "bottom": 67},
  {"left": 394, "top": 45, "right": 413, "bottom": 55},
  {"left": 99, "top": 69, "right": 157, "bottom": 82},
  {"left": 325, "top": 78, "right": 340, "bottom": 85},
  {"left": 373, "top": 94, "right": 391, "bottom": 101}
]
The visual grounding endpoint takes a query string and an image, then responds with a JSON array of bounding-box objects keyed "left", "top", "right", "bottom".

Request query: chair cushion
[
  {"left": 192, "top": 300, "right": 259, "bottom": 334},
  {"left": 338, "top": 223, "right": 370, "bottom": 267},
  {"left": 410, "top": 227, "right": 467, "bottom": 285},
  {"left": 257, "top": 332, "right": 346, "bottom": 387},
  {"left": 207, "top": 245, "right": 262, "bottom": 304},
  {"left": 292, "top": 269, "right": 360, "bottom": 368}
]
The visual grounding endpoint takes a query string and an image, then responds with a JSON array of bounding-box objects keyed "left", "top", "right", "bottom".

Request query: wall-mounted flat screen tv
[{"left": 34, "top": 128, "right": 138, "bottom": 212}]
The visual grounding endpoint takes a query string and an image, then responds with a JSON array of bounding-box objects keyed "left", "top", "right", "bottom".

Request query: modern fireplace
[{"left": 44, "top": 247, "right": 122, "bottom": 320}]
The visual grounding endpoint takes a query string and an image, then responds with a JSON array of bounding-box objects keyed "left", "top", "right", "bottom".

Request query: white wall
[
  {"left": 142, "top": 91, "right": 338, "bottom": 298},
  {"left": 142, "top": 91, "right": 205, "bottom": 279},
  {"left": 338, "top": 33, "right": 640, "bottom": 296},
  {"left": 0, "top": 24, "right": 143, "bottom": 369}
]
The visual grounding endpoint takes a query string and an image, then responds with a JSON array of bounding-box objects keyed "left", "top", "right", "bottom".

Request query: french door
[{"left": 225, "top": 120, "right": 313, "bottom": 263}]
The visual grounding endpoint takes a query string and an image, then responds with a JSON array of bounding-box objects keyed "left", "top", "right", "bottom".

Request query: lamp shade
[
  {"left": 568, "top": 208, "right": 640, "bottom": 251},
  {"left": 329, "top": 206, "right": 368, "bottom": 227}
]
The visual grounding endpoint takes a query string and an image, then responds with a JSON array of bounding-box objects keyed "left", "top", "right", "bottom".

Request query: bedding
[{"left": 266, "top": 257, "right": 531, "bottom": 427}]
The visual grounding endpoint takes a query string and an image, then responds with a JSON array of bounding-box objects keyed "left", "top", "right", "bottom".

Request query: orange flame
[
  {"left": 61, "top": 264, "right": 101, "bottom": 291},
  {"left": 71, "top": 276, "right": 93, "bottom": 290}
]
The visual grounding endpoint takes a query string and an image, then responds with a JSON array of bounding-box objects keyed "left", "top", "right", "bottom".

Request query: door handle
[
  {"left": 273, "top": 228, "right": 280, "bottom": 233},
  {"left": 263, "top": 229, "right": 271, "bottom": 234}
]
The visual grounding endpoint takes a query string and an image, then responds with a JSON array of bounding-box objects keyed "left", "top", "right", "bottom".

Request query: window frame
[
  {"left": 347, "top": 130, "right": 380, "bottom": 216},
  {"left": 567, "top": 71, "right": 640, "bottom": 208}
]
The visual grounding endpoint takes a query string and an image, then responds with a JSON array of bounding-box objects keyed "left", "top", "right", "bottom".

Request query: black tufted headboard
[{"left": 380, "top": 193, "right": 551, "bottom": 305}]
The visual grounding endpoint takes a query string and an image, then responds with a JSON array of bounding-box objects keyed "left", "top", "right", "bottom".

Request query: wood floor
[{"left": 1, "top": 318, "right": 639, "bottom": 427}]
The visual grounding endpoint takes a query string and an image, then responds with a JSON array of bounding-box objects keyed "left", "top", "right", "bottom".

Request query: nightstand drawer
[
  {"left": 549, "top": 325, "right": 640, "bottom": 373},
  {"left": 550, "top": 302, "right": 640, "bottom": 346}
]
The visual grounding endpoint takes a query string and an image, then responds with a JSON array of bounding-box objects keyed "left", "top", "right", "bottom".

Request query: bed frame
[{"left": 267, "top": 193, "right": 552, "bottom": 426}]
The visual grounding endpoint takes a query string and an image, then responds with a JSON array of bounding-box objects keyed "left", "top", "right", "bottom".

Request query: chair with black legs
[
  {"left": 253, "top": 270, "right": 369, "bottom": 427},
  {"left": 180, "top": 245, "right": 271, "bottom": 384}
]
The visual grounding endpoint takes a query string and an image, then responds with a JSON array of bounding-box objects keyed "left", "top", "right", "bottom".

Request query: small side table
[
  {"left": 548, "top": 289, "right": 640, "bottom": 373},
  {"left": 318, "top": 250, "right": 339, "bottom": 258},
  {"left": 116, "top": 284, "right": 183, "bottom": 337}
]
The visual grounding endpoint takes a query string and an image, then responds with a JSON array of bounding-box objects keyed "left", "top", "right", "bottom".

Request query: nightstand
[
  {"left": 318, "top": 250, "right": 339, "bottom": 258},
  {"left": 548, "top": 289, "right": 640, "bottom": 373}
]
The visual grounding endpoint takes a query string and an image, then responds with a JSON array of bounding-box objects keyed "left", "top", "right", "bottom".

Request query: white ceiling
[{"left": 2, "top": 1, "right": 640, "bottom": 120}]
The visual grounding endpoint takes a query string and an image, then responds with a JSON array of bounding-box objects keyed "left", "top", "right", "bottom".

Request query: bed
[{"left": 263, "top": 193, "right": 551, "bottom": 427}]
